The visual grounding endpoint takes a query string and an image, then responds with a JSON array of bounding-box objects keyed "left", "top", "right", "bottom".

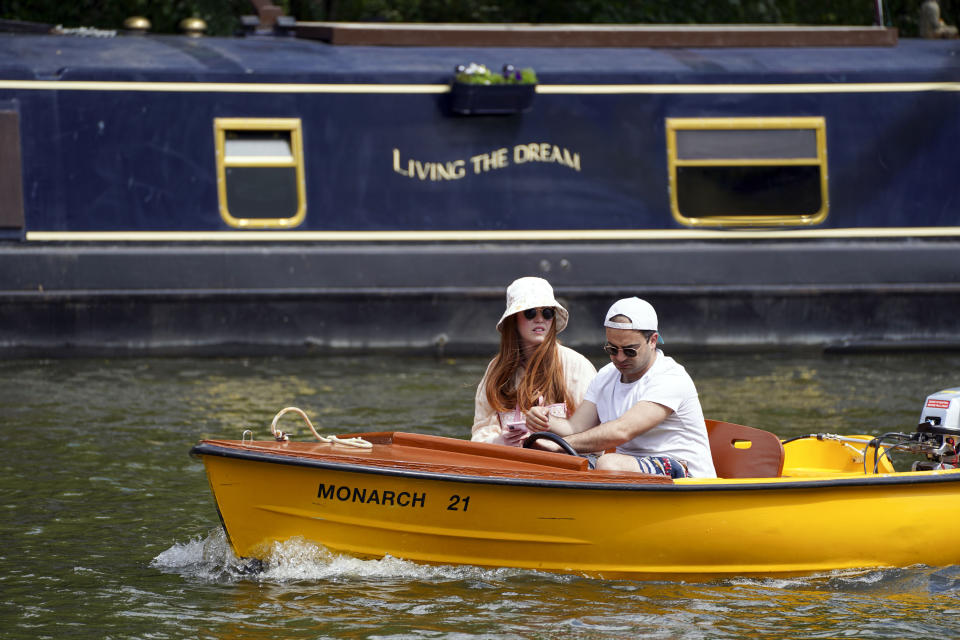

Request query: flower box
[{"left": 449, "top": 82, "right": 536, "bottom": 115}]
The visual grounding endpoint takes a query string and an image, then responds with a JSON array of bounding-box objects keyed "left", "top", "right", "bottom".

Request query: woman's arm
[{"left": 471, "top": 359, "right": 519, "bottom": 444}]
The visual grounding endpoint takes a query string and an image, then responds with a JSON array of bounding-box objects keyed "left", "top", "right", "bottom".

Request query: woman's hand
[{"left": 501, "top": 425, "right": 529, "bottom": 447}]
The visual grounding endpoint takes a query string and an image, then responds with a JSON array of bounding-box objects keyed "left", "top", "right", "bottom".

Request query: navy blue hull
[{"left": 1, "top": 31, "right": 960, "bottom": 353}]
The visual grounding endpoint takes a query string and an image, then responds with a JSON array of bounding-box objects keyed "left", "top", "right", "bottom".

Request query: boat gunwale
[{"left": 190, "top": 439, "right": 960, "bottom": 492}]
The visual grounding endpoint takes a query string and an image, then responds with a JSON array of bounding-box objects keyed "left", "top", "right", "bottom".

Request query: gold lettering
[
  {"left": 470, "top": 150, "right": 508, "bottom": 173},
  {"left": 415, "top": 161, "right": 431, "bottom": 180},
  {"left": 563, "top": 148, "right": 581, "bottom": 171},
  {"left": 394, "top": 145, "right": 579, "bottom": 179},
  {"left": 392, "top": 148, "right": 410, "bottom": 177},
  {"left": 494, "top": 147, "right": 509, "bottom": 169},
  {"left": 470, "top": 154, "right": 487, "bottom": 173}
]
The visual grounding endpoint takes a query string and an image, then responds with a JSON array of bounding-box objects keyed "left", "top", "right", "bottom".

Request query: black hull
[{"left": 5, "top": 239, "right": 960, "bottom": 355}]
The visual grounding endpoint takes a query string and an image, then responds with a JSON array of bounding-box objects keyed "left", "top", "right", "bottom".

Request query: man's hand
[
  {"left": 525, "top": 405, "right": 552, "bottom": 432},
  {"left": 524, "top": 435, "right": 564, "bottom": 453}
]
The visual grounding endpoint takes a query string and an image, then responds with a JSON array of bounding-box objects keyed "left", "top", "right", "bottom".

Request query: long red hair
[{"left": 484, "top": 314, "right": 574, "bottom": 414}]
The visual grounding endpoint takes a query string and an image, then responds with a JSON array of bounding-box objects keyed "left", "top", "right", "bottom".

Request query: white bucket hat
[
  {"left": 496, "top": 277, "right": 569, "bottom": 333},
  {"left": 604, "top": 297, "right": 664, "bottom": 342}
]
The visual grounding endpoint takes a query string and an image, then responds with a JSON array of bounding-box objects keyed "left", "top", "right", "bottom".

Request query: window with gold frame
[
  {"left": 214, "top": 118, "right": 306, "bottom": 228},
  {"left": 666, "top": 117, "right": 828, "bottom": 227}
]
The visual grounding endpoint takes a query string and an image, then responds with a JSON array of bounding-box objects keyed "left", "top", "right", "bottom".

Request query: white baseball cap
[
  {"left": 604, "top": 297, "right": 663, "bottom": 342},
  {"left": 496, "top": 277, "right": 569, "bottom": 333}
]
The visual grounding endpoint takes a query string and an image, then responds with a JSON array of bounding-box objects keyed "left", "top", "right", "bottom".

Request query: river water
[{"left": 3, "top": 352, "right": 960, "bottom": 639}]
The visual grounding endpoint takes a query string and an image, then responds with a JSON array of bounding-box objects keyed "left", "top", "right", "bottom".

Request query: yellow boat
[{"left": 192, "top": 393, "right": 960, "bottom": 579}]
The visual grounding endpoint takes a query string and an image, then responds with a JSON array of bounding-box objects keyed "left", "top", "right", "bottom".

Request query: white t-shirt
[{"left": 584, "top": 350, "right": 716, "bottom": 478}]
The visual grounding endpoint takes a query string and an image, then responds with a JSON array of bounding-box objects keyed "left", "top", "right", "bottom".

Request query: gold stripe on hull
[
  {"left": 23, "top": 227, "right": 960, "bottom": 242},
  {"left": 3, "top": 80, "right": 960, "bottom": 94}
]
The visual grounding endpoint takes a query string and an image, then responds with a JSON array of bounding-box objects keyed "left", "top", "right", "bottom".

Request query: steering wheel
[{"left": 523, "top": 432, "right": 578, "bottom": 456}]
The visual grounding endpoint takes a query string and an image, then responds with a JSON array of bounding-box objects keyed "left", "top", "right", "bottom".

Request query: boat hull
[
  {"left": 193, "top": 435, "right": 960, "bottom": 578},
  {"left": 3, "top": 34, "right": 960, "bottom": 354},
  {"left": 5, "top": 238, "right": 960, "bottom": 355}
]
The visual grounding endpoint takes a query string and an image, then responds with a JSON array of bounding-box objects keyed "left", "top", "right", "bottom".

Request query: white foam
[
  {"left": 728, "top": 567, "right": 892, "bottom": 590},
  {"left": 151, "top": 529, "right": 528, "bottom": 584}
]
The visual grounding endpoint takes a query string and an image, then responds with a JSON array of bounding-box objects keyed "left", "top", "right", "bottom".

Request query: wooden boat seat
[{"left": 705, "top": 419, "right": 785, "bottom": 479}]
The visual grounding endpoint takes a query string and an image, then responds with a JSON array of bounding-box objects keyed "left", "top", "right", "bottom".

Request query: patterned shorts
[
  {"left": 585, "top": 454, "right": 690, "bottom": 478},
  {"left": 634, "top": 456, "right": 690, "bottom": 478}
]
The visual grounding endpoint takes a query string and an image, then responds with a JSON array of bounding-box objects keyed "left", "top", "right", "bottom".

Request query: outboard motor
[{"left": 913, "top": 387, "right": 960, "bottom": 471}]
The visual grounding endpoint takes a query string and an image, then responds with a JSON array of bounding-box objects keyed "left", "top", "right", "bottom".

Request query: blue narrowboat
[{"left": 1, "top": 21, "right": 959, "bottom": 354}]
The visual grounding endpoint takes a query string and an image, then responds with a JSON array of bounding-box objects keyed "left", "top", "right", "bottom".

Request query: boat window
[
  {"left": 0, "top": 110, "right": 24, "bottom": 230},
  {"left": 214, "top": 118, "right": 306, "bottom": 228},
  {"left": 666, "top": 117, "right": 828, "bottom": 227}
]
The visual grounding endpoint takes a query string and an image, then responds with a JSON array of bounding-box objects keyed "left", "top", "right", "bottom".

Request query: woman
[{"left": 471, "top": 276, "right": 596, "bottom": 446}]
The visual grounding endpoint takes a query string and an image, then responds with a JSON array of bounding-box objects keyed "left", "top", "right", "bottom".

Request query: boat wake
[
  {"left": 728, "top": 564, "right": 960, "bottom": 597},
  {"left": 152, "top": 528, "right": 960, "bottom": 596},
  {"left": 150, "top": 528, "right": 532, "bottom": 584}
]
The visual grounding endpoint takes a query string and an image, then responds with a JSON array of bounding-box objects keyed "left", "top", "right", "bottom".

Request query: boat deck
[
  {"left": 197, "top": 433, "right": 675, "bottom": 485},
  {"left": 294, "top": 22, "right": 898, "bottom": 48},
  {"left": 193, "top": 428, "right": 929, "bottom": 489}
]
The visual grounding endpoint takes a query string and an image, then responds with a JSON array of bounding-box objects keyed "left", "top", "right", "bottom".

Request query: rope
[{"left": 269, "top": 406, "right": 372, "bottom": 449}]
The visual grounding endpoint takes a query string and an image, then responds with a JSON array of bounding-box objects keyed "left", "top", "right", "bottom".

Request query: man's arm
[
  {"left": 526, "top": 399, "right": 600, "bottom": 436},
  {"left": 564, "top": 400, "right": 672, "bottom": 453}
]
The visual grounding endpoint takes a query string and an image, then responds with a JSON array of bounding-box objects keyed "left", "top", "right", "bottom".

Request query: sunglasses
[
  {"left": 603, "top": 343, "right": 642, "bottom": 357},
  {"left": 522, "top": 307, "right": 555, "bottom": 321}
]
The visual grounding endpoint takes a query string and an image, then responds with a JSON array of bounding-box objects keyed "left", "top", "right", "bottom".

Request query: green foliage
[
  {"left": 1, "top": 0, "right": 250, "bottom": 36},
  {"left": 454, "top": 63, "right": 537, "bottom": 85},
  {"left": 519, "top": 67, "right": 537, "bottom": 84},
  {"left": 317, "top": 0, "right": 960, "bottom": 35},
  {"left": 2, "top": 0, "right": 959, "bottom": 37}
]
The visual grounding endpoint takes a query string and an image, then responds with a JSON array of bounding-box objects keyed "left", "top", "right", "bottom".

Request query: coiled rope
[{"left": 269, "top": 406, "right": 372, "bottom": 449}]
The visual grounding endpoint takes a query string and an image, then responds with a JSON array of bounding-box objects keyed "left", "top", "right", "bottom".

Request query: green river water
[{"left": 3, "top": 351, "right": 960, "bottom": 639}]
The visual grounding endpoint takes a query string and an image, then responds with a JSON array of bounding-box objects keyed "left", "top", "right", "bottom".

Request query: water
[{"left": 3, "top": 352, "right": 960, "bottom": 639}]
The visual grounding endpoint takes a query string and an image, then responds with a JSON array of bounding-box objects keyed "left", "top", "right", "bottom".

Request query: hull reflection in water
[{"left": 191, "top": 422, "right": 960, "bottom": 579}]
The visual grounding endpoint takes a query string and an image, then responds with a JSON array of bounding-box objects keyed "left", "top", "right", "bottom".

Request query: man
[
  {"left": 527, "top": 297, "right": 716, "bottom": 478},
  {"left": 920, "top": 0, "right": 958, "bottom": 39}
]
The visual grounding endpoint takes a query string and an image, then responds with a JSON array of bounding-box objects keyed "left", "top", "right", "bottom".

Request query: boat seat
[{"left": 705, "top": 419, "right": 785, "bottom": 479}]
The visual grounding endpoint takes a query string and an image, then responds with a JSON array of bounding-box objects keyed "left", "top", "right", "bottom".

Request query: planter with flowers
[{"left": 449, "top": 63, "right": 538, "bottom": 115}]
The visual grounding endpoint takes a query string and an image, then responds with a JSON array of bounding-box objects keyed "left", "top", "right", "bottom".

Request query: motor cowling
[
  {"left": 913, "top": 387, "right": 960, "bottom": 470},
  {"left": 917, "top": 387, "right": 960, "bottom": 436}
]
